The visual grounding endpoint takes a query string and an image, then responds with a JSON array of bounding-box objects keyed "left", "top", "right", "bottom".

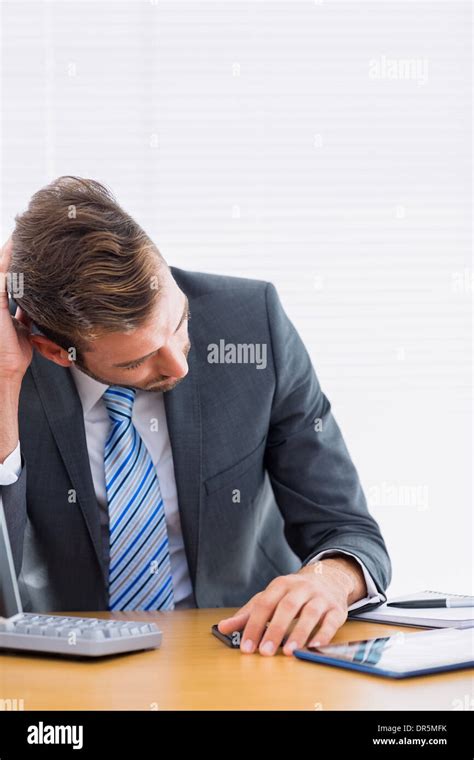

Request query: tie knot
[{"left": 103, "top": 386, "right": 136, "bottom": 423}]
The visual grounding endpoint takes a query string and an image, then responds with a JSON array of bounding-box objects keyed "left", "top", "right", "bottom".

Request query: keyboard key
[
  {"left": 102, "top": 627, "right": 121, "bottom": 638},
  {"left": 80, "top": 628, "right": 106, "bottom": 640}
]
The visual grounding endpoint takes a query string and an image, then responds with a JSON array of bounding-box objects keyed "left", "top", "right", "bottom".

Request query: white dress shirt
[{"left": 0, "top": 364, "right": 383, "bottom": 612}]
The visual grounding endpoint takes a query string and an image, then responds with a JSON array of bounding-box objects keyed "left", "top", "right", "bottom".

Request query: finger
[
  {"left": 0, "top": 237, "right": 13, "bottom": 310},
  {"left": 217, "top": 608, "right": 252, "bottom": 635},
  {"left": 259, "top": 587, "right": 313, "bottom": 656},
  {"left": 218, "top": 596, "right": 256, "bottom": 632},
  {"left": 308, "top": 607, "right": 347, "bottom": 647},
  {"left": 14, "top": 306, "right": 32, "bottom": 329},
  {"left": 0, "top": 236, "right": 13, "bottom": 271},
  {"left": 282, "top": 597, "right": 329, "bottom": 656},
  {"left": 240, "top": 583, "right": 287, "bottom": 654}
]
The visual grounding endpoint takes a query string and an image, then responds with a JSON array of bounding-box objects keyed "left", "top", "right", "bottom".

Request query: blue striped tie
[{"left": 103, "top": 386, "right": 175, "bottom": 611}]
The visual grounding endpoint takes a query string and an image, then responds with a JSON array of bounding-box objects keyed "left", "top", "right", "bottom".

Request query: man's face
[{"left": 75, "top": 267, "right": 191, "bottom": 392}]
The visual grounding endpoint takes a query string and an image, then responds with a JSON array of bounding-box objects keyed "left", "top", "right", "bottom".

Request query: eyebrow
[{"left": 112, "top": 295, "right": 190, "bottom": 368}]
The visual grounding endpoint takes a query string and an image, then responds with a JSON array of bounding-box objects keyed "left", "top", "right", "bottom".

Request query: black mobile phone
[
  {"left": 211, "top": 624, "right": 242, "bottom": 648},
  {"left": 211, "top": 624, "right": 288, "bottom": 649},
  {"left": 8, "top": 293, "right": 18, "bottom": 314}
]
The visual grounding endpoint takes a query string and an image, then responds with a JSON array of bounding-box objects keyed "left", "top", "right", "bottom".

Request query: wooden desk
[{"left": 0, "top": 609, "right": 472, "bottom": 710}]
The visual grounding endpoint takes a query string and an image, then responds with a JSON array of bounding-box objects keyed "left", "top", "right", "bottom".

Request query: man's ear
[{"left": 30, "top": 334, "right": 73, "bottom": 368}]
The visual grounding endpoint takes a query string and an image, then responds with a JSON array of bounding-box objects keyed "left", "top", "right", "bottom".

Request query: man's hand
[
  {"left": 217, "top": 555, "right": 367, "bottom": 656},
  {"left": 0, "top": 236, "right": 34, "bottom": 381},
  {"left": 0, "top": 236, "right": 34, "bottom": 464}
]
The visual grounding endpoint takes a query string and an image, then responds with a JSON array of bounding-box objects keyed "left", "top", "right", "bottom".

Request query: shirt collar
[{"left": 69, "top": 363, "right": 110, "bottom": 416}]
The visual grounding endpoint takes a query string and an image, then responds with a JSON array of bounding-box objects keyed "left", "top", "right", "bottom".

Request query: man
[{"left": 0, "top": 176, "right": 391, "bottom": 657}]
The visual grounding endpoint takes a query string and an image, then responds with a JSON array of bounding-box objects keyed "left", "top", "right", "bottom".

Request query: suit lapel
[
  {"left": 30, "top": 354, "right": 107, "bottom": 583},
  {"left": 163, "top": 309, "right": 203, "bottom": 588}
]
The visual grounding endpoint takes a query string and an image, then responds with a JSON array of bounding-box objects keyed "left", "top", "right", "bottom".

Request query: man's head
[{"left": 10, "top": 176, "right": 190, "bottom": 392}]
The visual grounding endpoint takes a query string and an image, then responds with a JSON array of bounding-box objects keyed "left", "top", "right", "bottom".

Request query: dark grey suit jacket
[{"left": 3, "top": 268, "right": 391, "bottom": 612}]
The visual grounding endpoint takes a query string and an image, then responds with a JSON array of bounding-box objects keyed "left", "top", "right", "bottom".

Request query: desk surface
[{"left": 1, "top": 609, "right": 472, "bottom": 710}]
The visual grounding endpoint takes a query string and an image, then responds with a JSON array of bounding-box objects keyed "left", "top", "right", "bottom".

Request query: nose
[{"left": 157, "top": 339, "right": 189, "bottom": 379}]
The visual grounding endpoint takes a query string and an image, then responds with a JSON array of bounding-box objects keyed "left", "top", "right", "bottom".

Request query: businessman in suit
[{"left": 0, "top": 177, "right": 391, "bottom": 656}]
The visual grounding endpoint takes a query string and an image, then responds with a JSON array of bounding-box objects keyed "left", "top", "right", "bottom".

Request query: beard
[{"left": 74, "top": 341, "right": 191, "bottom": 393}]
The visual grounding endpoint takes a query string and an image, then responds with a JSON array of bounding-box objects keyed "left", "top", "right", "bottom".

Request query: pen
[{"left": 387, "top": 597, "right": 474, "bottom": 609}]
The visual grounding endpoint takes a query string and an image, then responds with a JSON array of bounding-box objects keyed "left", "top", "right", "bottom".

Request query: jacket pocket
[{"left": 204, "top": 435, "right": 266, "bottom": 496}]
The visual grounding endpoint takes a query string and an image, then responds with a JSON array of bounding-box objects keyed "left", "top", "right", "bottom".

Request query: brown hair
[{"left": 10, "top": 176, "right": 163, "bottom": 359}]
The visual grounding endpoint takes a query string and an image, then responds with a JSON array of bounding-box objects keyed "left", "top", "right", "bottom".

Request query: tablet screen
[{"left": 301, "top": 627, "right": 474, "bottom": 674}]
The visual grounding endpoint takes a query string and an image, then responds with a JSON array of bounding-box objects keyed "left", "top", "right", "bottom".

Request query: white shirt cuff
[
  {"left": 0, "top": 441, "right": 22, "bottom": 485},
  {"left": 306, "top": 548, "right": 385, "bottom": 611}
]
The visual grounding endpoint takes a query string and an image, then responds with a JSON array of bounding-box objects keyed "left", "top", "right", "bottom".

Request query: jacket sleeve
[
  {"left": 263, "top": 282, "right": 391, "bottom": 595},
  {"left": 1, "top": 454, "right": 27, "bottom": 576}
]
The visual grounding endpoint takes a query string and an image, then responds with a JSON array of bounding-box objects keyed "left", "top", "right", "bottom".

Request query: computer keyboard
[{"left": 0, "top": 612, "right": 162, "bottom": 657}]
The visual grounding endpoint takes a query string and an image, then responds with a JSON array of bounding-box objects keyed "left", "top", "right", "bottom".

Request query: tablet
[{"left": 293, "top": 627, "right": 474, "bottom": 679}]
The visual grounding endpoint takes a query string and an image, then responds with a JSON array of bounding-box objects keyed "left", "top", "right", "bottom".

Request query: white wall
[{"left": 1, "top": 0, "right": 472, "bottom": 596}]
